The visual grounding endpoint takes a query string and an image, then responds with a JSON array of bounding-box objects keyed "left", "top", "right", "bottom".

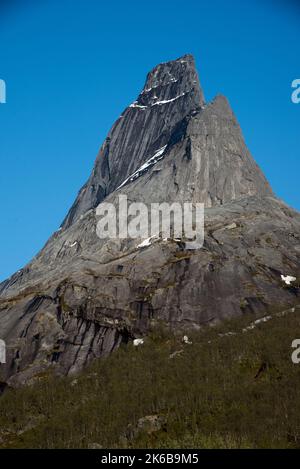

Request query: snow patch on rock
[
  {"left": 281, "top": 274, "right": 296, "bottom": 285},
  {"left": 182, "top": 335, "right": 192, "bottom": 345},
  {"left": 133, "top": 338, "right": 144, "bottom": 347},
  {"left": 137, "top": 235, "right": 158, "bottom": 249},
  {"left": 242, "top": 315, "right": 272, "bottom": 333},
  {"left": 117, "top": 146, "right": 167, "bottom": 189}
]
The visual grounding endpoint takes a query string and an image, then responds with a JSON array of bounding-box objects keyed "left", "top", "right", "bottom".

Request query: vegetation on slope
[{"left": 1, "top": 306, "right": 300, "bottom": 449}]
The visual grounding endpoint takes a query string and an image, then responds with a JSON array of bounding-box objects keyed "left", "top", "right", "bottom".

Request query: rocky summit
[{"left": 1, "top": 54, "right": 300, "bottom": 386}]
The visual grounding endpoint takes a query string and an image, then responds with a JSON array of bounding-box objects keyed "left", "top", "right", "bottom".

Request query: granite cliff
[{"left": 1, "top": 55, "right": 299, "bottom": 386}]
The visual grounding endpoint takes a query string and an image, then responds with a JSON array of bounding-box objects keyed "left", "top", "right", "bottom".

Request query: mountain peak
[
  {"left": 61, "top": 55, "right": 205, "bottom": 229},
  {"left": 1, "top": 56, "right": 300, "bottom": 387},
  {"left": 137, "top": 54, "right": 204, "bottom": 108}
]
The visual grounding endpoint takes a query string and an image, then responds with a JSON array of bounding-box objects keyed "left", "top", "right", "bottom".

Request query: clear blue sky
[{"left": 0, "top": 0, "right": 299, "bottom": 281}]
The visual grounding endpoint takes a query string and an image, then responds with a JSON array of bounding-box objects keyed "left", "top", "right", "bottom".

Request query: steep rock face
[
  {"left": 62, "top": 54, "right": 204, "bottom": 229},
  {"left": 0, "top": 54, "right": 299, "bottom": 386},
  {"left": 111, "top": 95, "right": 273, "bottom": 207}
]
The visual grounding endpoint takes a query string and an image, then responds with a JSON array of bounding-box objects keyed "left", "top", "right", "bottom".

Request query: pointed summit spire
[
  {"left": 1, "top": 55, "right": 300, "bottom": 387},
  {"left": 62, "top": 55, "right": 204, "bottom": 229},
  {"left": 138, "top": 54, "right": 205, "bottom": 108}
]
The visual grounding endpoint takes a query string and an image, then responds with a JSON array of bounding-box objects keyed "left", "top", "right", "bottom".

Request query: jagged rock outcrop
[{"left": 0, "top": 54, "right": 300, "bottom": 386}]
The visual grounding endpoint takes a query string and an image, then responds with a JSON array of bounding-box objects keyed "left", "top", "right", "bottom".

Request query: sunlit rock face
[{"left": 0, "top": 55, "right": 299, "bottom": 387}]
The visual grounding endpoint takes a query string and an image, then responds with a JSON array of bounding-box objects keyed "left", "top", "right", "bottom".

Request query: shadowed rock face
[
  {"left": 61, "top": 54, "right": 205, "bottom": 229},
  {"left": 0, "top": 55, "right": 299, "bottom": 386}
]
